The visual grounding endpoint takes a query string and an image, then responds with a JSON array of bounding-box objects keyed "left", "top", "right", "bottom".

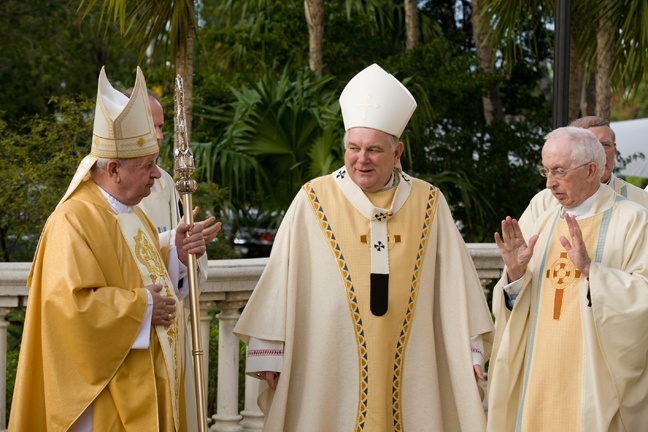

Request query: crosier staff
[{"left": 174, "top": 74, "right": 208, "bottom": 431}]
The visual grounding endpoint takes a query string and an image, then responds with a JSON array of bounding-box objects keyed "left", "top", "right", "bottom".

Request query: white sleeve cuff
[
  {"left": 245, "top": 338, "right": 284, "bottom": 377},
  {"left": 470, "top": 335, "right": 485, "bottom": 368},
  {"left": 132, "top": 290, "right": 153, "bottom": 349},
  {"left": 502, "top": 273, "right": 524, "bottom": 307}
]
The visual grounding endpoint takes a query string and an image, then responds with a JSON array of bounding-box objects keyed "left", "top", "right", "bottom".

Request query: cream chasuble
[
  {"left": 488, "top": 185, "right": 648, "bottom": 432},
  {"left": 235, "top": 169, "right": 494, "bottom": 432},
  {"left": 333, "top": 167, "right": 412, "bottom": 317},
  {"left": 608, "top": 175, "right": 648, "bottom": 208},
  {"left": 329, "top": 168, "right": 423, "bottom": 429}
]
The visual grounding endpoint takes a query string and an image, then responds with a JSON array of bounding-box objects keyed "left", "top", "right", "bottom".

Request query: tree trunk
[
  {"left": 585, "top": 71, "right": 596, "bottom": 115},
  {"left": 304, "top": 0, "right": 325, "bottom": 78},
  {"left": 470, "top": 0, "right": 502, "bottom": 125},
  {"left": 595, "top": 12, "right": 614, "bottom": 121},
  {"left": 568, "top": 33, "right": 583, "bottom": 121},
  {"left": 404, "top": 0, "right": 420, "bottom": 50},
  {"left": 175, "top": 2, "right": 195, "bottom": 143}
]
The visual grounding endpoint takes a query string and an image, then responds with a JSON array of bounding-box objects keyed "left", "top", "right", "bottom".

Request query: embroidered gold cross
[{"left": 545, "top": 252, "right": 581, "bottom": 320}]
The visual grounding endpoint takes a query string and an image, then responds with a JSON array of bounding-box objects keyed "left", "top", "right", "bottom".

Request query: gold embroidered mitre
[
  {"left": 58, "top": 66, "right": 158, "bottom": 206},
  {"left": 91, "top": 66, "right": 158, "bottom": 158}
]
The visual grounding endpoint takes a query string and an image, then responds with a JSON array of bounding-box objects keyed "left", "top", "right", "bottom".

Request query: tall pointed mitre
[
  {"left": 339, "top": 63, "right": 417, "bottom": 138},
  {"left": 58, "top": 66, "right": 158, "bottom": 206}
]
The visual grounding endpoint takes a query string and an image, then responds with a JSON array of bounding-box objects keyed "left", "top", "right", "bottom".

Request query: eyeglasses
[{"left": 538, "top": 162, "right": 591, "bottom": 179}]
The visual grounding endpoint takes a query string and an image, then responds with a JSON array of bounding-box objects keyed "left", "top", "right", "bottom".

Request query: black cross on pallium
[
  {"left": 336, "top": 170, "right": 346, "bottom": 179},
  {"left": 374, "top": 241, "right": 385, "bottom": 251}
]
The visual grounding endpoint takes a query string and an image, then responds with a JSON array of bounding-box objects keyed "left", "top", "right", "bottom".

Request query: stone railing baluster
[
  {"left": 239, "top": 372, "right": 264, "bottom": 432},
  {"left": 0, "top": 307, "right": 12, "bottom": 429},
  {"left": 210, "top": 300, "right": 246, "bottom": 432}
]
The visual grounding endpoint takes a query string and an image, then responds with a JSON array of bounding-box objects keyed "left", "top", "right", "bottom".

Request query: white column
[
  {"left": 200, "top": 301, "right": 215, "bottom": 392},
  {"left": 210, "top": 301, "right": 246, "bottom": 432},
  {"left": 239, "top": 365, "right": 264, "bottom": 431},
  {"left": 0, "top": 308, "right": 10, "bottom": 429}
]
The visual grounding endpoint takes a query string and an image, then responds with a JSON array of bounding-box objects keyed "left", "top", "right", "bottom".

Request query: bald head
[{"left": 541, "top": 127, "right": 605, "bottom": 208}]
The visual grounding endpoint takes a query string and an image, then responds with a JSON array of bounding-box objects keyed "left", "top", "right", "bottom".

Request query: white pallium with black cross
[{"left": 334, "top": 167, "right": 412, "bottom": 316}]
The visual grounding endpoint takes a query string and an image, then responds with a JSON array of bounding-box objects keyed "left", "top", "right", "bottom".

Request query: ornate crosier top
[{"left": 174, "top": 75, "right": 197, "bottom": 195}]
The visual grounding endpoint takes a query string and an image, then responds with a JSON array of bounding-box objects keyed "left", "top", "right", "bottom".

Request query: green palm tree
[
  {"left": 193, "top": 67, "right": 343, "bottom": 227},
  {"left": 475, "top": 0, "right": 648, "bottom": 120},
  {"left": 77, "top": 0, "right": 198, "bottom": 137}
]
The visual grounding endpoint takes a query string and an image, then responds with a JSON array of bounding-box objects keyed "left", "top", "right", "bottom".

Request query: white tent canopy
[{"left": 610, "top": 118, "right": 648, "bottom": 178}]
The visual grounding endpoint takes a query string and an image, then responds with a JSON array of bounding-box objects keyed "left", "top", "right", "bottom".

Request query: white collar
[
  {"left": 563, "top": 188, "right": 600, "bottom": 220},
  {"left": 96, "top": 184, "right": 134, "bottom": 214}
]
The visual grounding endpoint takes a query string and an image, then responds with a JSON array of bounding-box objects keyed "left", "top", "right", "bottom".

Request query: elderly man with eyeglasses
[
  {"left": 519, "top": 117, "right": 648, "bottom": 235},
  {"left": 486, "top": 126, "right": 648, "bottom": 432}
]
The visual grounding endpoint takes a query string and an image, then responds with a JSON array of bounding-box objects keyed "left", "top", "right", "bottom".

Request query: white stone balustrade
[{"left": 0, "top": 244, "right": 503, "bottom": 431}]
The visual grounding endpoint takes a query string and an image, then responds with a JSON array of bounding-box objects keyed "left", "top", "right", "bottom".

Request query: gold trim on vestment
[{"left": 117, "top": 212, "right": 185, "bottom": 431}]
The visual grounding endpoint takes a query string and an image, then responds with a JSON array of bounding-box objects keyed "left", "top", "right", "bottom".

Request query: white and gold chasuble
[
  {"left": 234, "top": 170, "right": 494, "bottom": 432},
  {"left": 317, "top": 168, "right": 432, "bottom": 429}
]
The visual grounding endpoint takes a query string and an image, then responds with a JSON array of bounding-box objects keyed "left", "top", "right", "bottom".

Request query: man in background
[
  {"left": 123, "top": 87, "right": 220, "bottom": 245},
  {"left": 571, "top": 116, "right": 647, "bottom": 203}
]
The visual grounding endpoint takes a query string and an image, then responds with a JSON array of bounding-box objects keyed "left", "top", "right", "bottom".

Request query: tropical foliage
[
  {"left": 192, "top": 67, "right": 343, "bottom": 223},
  {"left": 476, "top": 0, "right": 648, "bottom": 119},
  {"left": 0, "top": 97, "right": 94, "bottom": 261},
  {"left": 3, "top": 0, "right": 646, "bottom": 255}
]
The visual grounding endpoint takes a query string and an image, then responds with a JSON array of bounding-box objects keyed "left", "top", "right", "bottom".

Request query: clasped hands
[
  {"left": 146, "top": 284, "right": 177, "bottom": 326},
  {"left": 494, "top": 214, "right": 592, "bottom": 282}
]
